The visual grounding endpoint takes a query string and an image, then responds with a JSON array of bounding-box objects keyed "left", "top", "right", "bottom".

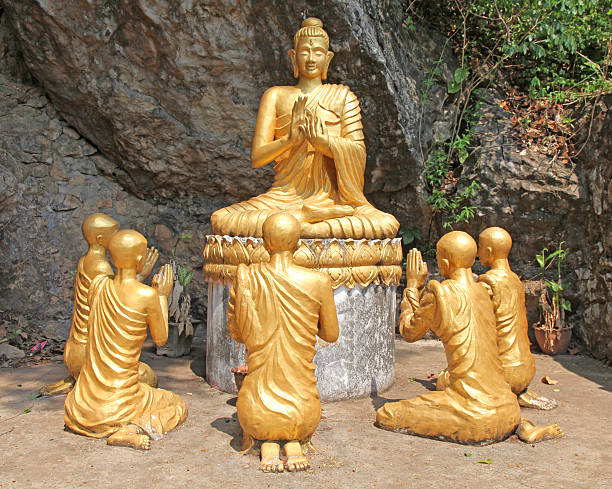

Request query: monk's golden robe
[
  {"left": 377, "top": 280, "right": 521, "bottom": 444},
  {"left": 64, "top": 276, "right": 186, "bottom": 439},
  {"left": 479, "top": 269, "right": 536, "bottom": 395},
  {"left": 63, "top": 258, "right": 91, "bottom": 379},
  {"left": 211, "top": 84, "right": 399, "bottom": 239},
  {"left": 227, "top": 263, "right": 322, "bottom": 441}
]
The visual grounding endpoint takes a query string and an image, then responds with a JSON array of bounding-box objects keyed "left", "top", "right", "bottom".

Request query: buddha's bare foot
[
  {"left": 284, "top": 440, "right": 310, "bottom": 472},
  {"left": 300, "top": 204, "right": 355, "bottom": 223},
  {"left": 239, "top": 431, "right": 254, "bottom": 454},
  {"left": 259, "top": 442, "right": 284, "bottom": 473},
  {"left": 107, "top": 425, "right": 151, "bottom": 450},
  {"left": 40, "top": 376, "right": 75, "bottom": 396},
  {"left": 516, "top": 417, "right": 565, "bottom": 444},
  {"left": 518, "top": 389, "right": 558, "bottom": 410}
]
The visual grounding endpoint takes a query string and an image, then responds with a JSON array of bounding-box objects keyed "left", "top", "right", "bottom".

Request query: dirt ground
[{"left": 1, "top": 339, "right": 610, "bottom": 489}]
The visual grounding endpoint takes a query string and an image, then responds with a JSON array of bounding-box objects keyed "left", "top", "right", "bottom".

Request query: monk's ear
[
  {"left": 288, "top": 49, "right": 299, "bottom": 79},
  {"left": 136, "top": 253, "right": 145, "bottom": 274},
  {"left": 322, "top": 50, "right": 334, "bottom": 80},
  {"left": 486, "top": 246, "right": 493, "bottom": 260},
  {"left": 96, "top": 233, "right": 105, "bottom": 246},
  {"left": 440, "top": 258, "right": 450, "bottom": 277}
]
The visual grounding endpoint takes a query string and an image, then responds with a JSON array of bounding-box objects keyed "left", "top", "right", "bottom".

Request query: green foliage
[
  {"left": 172, "top": 232, "right": 195, "bottom": 288},
  {"left": 428, "top": 180, "right": 481, "bottom": 230},
  {"left": 399, "top": 228, "right": 422, "bottom": 246},
  {"left": 535, "top": 242, "right": 572, "bottom": 315}
]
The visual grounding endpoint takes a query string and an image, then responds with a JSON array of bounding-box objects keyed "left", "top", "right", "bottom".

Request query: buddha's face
[{"left": 290, "top": 36, "right": 333, "bottom": 80}]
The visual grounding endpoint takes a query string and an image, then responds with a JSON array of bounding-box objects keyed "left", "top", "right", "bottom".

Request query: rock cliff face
[{"left": 0, "top": 1, "right": 609, "bottom": 360}]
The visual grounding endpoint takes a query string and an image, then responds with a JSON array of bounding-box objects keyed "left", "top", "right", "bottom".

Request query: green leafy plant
[
  {"left": 535, "top": 242, "right": 571, "bottom": 330},
  {"left": 172, "top": 233, "right": 194, "bottom": 288},
  {"left": 399, "top": 228, "right": 422, "bottom": 246}
]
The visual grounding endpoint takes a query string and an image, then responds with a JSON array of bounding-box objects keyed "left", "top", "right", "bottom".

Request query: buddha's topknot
[{"left": 294, "top": 17, "right": 329, "bottom": 48}]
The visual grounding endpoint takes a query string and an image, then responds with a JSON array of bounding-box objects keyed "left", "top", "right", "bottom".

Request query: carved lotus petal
[
  {"left": 293, "top": 241, "right": 316, "bottom": 267},
  {"left": 381, "top": 240, "right": 397, "bottom": 265},
  {"left": 326, "top": 267, "right": 350, "bottom": 288},
  {"left": 380, "top": 265, "right": 402, "bottom": 285},
  {"left": 205, "top": 237, "right": 223, "bottom": 264},
  {"left": 250, "top": 241, "right": 269, "bottom": 264},
  {"left": 319, "top": 240, "right": 347, "bottom": 268},
  {"left": 352, "top": 240, "right": 380, "bottom": 266},
  {"left": 353, "top": 266, "right": 378, "bottom": 288}
]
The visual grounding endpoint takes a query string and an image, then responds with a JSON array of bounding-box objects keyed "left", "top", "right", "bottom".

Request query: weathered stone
[
  {"left": 0, "top": 343, "right": 26, "bottom": 360},
  {"left": 205, "top": 281, "right": 396, "bottom": 401}
]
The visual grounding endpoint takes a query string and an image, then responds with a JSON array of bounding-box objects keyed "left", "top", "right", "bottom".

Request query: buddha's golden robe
[
  {"left": 63, "top": 258, "right": 91, "bottom": 379},
  {"left": 211, "top": 84, "right": 399, "bottom": 239},
  {"left": 479, "top": 269, "right": 536, "bottom": 395},
  {"left": 64, "top": 276, "right": 187, "bottom": 438},
  {"left": 227, "top": 263, "right": 322, "bottom": 441},
  {"left": 376, "top": 280, "right": 521, "bottom": 444}
]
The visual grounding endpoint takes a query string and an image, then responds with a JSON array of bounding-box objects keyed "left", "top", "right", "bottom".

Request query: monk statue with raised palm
[
  {"left": 41, "top": 213, "right": 158, "bottom": 396},
  {"left": 64, "top": 230, "right": 187, "bottom": 450},
  {"left": 211, "top": 17, "right": 398, "bottom": 239},
  {"left": 227, "top": 213, "right": 339, "bottom": 471}
]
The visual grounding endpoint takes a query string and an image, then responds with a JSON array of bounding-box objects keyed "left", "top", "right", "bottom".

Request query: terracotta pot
[
  {"left": 231, "top": 365, "right": 248, "bottom": 391},
  {"left": 533, "top": 326, "right": 572, "bottom": 355}
]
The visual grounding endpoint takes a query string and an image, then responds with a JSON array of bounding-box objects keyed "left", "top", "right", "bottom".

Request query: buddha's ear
[
  {"left": 322, "top": 50, "right": 334, "bottom": 80},
  {"left": 288, "top": 49, "right": 299, "bottom": 79}
]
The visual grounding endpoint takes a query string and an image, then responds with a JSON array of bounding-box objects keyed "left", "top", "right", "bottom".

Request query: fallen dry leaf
[{"left": 541, "top": 375, "right": 559, "bottom": 385}]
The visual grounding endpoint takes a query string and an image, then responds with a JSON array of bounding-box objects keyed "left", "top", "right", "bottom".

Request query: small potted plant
[
  {"left": 156, "top": 232, "right": 200, "bottom": 357},
  {"left": 532, "top": 242, "right": 572, "bottom": 354}
]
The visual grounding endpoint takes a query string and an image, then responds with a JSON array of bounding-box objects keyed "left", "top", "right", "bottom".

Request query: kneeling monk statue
[
  {"left": 477, "top": 226, "right": 557, "bottom": 410},
  {"left": 227, "top": 213, "right": 339, "bottom": 471},
  {"left": 41, "top": 213, "right": 158, "bottom": 395},
  {"left": 64, "top": 230, "right": 187, "bottom": 450},
  {"left": 211, "top": 17, "right": 399, "bottom": 239},
  {"left": 376, "top": 232, "right": 563, "bottom": 445}
]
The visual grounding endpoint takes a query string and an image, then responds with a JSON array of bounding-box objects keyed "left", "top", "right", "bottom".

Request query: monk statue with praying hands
[
  {"left": 226, "top": 213, "right": 339, "bottom": 472},
  {"left": 64, "top": 230, "right": 187, "bottom": 450},
  {"left": 477, "top": 226, "right": 557, "bottom": 410},
  {"left": 41, "top": 213, "right": 158, "bottom": 396},
  {"left": 376, "top": 232, "right": 564, "bottom": 445},
  {"left": 211, "top": 17, "right": 399, "bottom": 239}
]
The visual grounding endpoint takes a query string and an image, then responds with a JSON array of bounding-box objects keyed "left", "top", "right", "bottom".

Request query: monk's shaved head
[
  {"left": 263, "top": 213, "right": 300, "bottom": 253},
  {"left": 108, "top": 230, "right": 147, "bottom": 268},
  {"left": 437, "top": 231, "right": 477, "bottom": 269},
  {"left": 479, "top": 227, "right": 512, "bottom": 258},
  {"left": 82, "top": 213, "right": 118, "bottom": 246}
]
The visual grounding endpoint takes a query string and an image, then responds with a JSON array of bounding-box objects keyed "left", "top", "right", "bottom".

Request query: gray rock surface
[{"left": 0, "top": 342, "right": 26, "bottom": 360}]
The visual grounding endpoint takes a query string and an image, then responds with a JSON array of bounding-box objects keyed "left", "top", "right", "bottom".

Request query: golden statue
[
  {"left": 376, "top": 233, "right": 564, "bottom": 444},
  {"left": 477, "top": 227, "right": 557, "bottom": 410},
  {"left": 211, "top": 17, "right": 399, "bottom": 239},
  {"left": 226, "top": 213, "right": 339, "bottom": 471},
  {"left": 41, "top": 213, "right": 158, "bottom": 396},
  {"left": 64, "top": 230, "right": 187, "bottom": 450}
]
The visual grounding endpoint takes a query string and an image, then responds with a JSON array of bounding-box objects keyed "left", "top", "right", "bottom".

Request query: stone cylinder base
[
  {"left": 205, "top": 281, "right": 396, "bottom": 401},
  {"left": 203, "top": 235, "right": 402, "bottom": 402}
]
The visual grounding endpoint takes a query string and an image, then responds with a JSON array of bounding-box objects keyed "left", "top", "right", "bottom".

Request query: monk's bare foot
[
  {"left": 300, "top": 204, "right": 355, "bottom": 223},
  {"left": 40, "top": 376, "right": 75, "bottom": 396},
  {"left": 107, "top": 425, "right": 151, "bottom": 450},
  {"left": 284, "top": 440, "right": 310, "bottom": 472},
  {"left": 259, "top": 442, "right": 284, "bottom": 473},
  {"left": 518, "top": 389, "right": 558, "bottom": 410},
  {"left": 137, "top": 362, "right": 158, "bottom": 388},
  {"left": 516, "top": 417, "right": 565, "bottom": 444},
  {"left": 435, "top": 369, "right": 450, "bottom": 391}
]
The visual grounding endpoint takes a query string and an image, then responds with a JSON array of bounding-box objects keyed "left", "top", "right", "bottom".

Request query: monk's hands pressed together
[
  {"left": 405, "top": 248, "right": 428, "bottom": 290},
  {"left": 138, "top": 247, "right": 159, "bottom": 281},
  {"left": 304, "top": 110, "right": 331, "bottom": 156},
  {"left": 152, "top": 264, "right": 174, "bottom": 298},
  {"left": 289, "top": 95, "right": 307, "bottom": 146}
]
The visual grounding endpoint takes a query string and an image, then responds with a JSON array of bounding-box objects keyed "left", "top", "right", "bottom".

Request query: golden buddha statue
[
  {"left": 41, "top": 213, "right": 158, "bottom": 396},
  {"left": 211, "top": 17, "right": 399, "bottom": 239},
  {"left": 376, "top": 233, "right": 564, "bottom": 444},
  {"left": 477, "top": 227, "right": 557, "bottom": 410},
  {"left": 226, "top": 213, "right": 339, "bottom": 471},
  {"left": 64, "top": 230, "right": 187, "bottom": 450}
]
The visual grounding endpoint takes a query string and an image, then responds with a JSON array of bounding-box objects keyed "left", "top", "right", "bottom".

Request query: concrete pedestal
[{"left": 205, "top": 281, "right": 397, "bottom": 401}]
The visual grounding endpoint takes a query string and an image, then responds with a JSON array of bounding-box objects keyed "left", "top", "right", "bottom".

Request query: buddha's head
[
  {"left": 108, "top": 229, "right": 148, "bottom": 271},
  {"left": 262, "top": 213, "right": 300, "bottom": 254},
  {"left": 436, "top": 231, "right": 477, "bottom": 278},
  {"left": 82, "top": 213, "right": 119, "bottom": 248},
  {"left": 478, "top": 227, "right": 512, "bottom": 266},
  {"left": 288, "top": 17, "right": 334, "bottom": 80}
]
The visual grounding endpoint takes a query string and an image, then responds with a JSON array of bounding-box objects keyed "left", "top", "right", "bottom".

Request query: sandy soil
[{"left": 1, "top": 339, "right": 610, "bottom": 489}]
